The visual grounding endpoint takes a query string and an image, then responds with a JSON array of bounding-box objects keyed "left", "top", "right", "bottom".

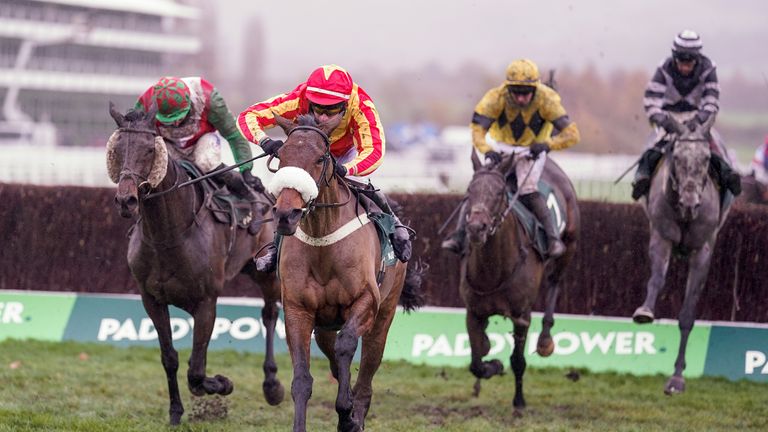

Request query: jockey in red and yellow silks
[
  {"left": 237, "top": 64, "right": 385, "bottom": 177},
  {"left": 240, "top": 65, "right": 412, "bottom": 273}
]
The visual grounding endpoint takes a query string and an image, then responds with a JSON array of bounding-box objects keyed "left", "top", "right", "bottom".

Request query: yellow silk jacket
[{"left": 471, "top": 83, "right": 580, "bottom": 154}]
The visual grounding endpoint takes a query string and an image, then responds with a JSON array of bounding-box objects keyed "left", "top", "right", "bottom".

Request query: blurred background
[{"left": 1, "top": 0, "right": 766, "bottom": 200}]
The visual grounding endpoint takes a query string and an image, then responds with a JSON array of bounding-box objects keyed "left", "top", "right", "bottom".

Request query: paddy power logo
[
  {"left": 411, "top": 330, "right": 657, "bottom": 357},
  {"left": 95, "top": 316, "right": 286, "bottom": 342}
]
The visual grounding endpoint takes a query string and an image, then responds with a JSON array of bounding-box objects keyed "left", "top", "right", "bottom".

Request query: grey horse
[{"left": 632, "top": 115, "right": 730, "bottom": 394}]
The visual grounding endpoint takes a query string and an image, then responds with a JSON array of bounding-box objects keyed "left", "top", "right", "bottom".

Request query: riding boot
[
  {"left": 631, "top": 148, "right": 663, "bottom": 200},
  {"left": 367, "top": 190, "right": 412, "bottom": 262},
  {"left": 710, "top": 153, "right": 742, "bottom": 196},
  {"left": 519, "top": 192, "right": 565, "bottom": 258},
  {"left": 254, "top": 237, "right": 278, "bottom": 273},
  {"left": 213, "top": 164, "right": 255, "bottom": 201}
]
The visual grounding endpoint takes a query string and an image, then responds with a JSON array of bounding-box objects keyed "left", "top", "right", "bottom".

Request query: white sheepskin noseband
[{"left": 268, "top": 166, "right": 318, "bottom": 203}]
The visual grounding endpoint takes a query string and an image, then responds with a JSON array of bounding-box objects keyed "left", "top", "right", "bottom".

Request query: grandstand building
[{"left": 0, "top": 0, "right": 201, "bottom": 147}]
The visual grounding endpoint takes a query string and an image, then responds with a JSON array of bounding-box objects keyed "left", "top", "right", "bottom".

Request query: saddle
[
  {"left": 178, "top": 160, "right": 270, "bottom": 234},
  {"left": 507, "top": 180, "right": 567, "bottom": 259}
]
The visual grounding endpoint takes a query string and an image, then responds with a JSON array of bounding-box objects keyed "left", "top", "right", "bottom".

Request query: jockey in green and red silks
[{"left": 134, "top": 76, "right": 259, "bottom": 199}]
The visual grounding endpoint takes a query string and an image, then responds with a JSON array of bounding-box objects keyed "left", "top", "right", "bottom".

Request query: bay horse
[
  {"left": 632, "top": 115, "right": 729, "bottom": 394},
  {"left": 459, "top": 152, "right": 579, "bottom": 410},
  {"left": 267, "top": 113, "right": 423, "bottom": 432},
  {"left": 107, "top": 103, "right": 285, "bottom": 425}
]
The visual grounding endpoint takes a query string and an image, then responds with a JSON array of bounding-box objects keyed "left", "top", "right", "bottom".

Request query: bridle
[
  {"left": 279, "top": 125, "right": 352, "bottom": 213},
  {"left": 115, "top": 126, "right": 164, "bottom": 195},
  {"left": 468, "top": 169, "right": 510, "bottom": 237}
]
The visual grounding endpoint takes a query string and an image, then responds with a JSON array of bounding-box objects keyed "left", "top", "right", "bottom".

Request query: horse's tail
[{"left": 399, "top": 259, "right": 427, "bottom": 312}]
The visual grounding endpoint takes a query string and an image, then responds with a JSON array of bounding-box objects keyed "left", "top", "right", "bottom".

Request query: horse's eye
[{"left": 316, "top": 156, "right": 325, "bottom": 164}]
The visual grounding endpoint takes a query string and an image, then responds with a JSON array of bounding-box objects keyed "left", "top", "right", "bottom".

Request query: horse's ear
[
  {"left": 272, "top": 111, "right": 295, "bottom": 134},
  {"left": 471, "top": 148, "right": 482, "bottom": 171},
  {"left": 109, "top": 101, "right": 126, "bottom": 127},
  {"left": 318, "top": 113, "right": 343, "bottom": 136},
  {"left": 668, "top": 116, "right": 687, "bottom": 136},
  {"left": 145, "top": 102, "right": 158, "bottom": 126},
  {"left": 698, "top": 112, "right": 716, "bottom": 134}
]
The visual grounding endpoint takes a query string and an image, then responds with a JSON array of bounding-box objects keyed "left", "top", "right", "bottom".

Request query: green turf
[{"left": 0, "top": 339, "right": 766, "bottom": 431}]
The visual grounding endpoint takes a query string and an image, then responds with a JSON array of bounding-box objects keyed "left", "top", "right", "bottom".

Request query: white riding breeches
[
  {"left": 482, "top": 142, "right": 546, "bottom": 195},
  {"left": 169, "top": 132, "right": 223, "bottom": 173}
]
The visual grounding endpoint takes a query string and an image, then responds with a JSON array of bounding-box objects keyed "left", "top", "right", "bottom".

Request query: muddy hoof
[
  {"left": 536, "top": 336, "right": 555, "bottom": 357},
  {"left": 263, "top": 378, "right": 285, "bottom": 406},
  {"left": 215, "top": 375, "right": 234, "bottom": 396},
  {"left": 664, "top": 376, "right": 685, "bottom": 395},
  {"left": 632, "top": 306, "right": 655, "bottom": 324}
]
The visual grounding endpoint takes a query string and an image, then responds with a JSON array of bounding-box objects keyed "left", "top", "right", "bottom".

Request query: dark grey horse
[
  {"left": 107, "top": 104, "right": 284, "bottom": 425},
  {"left": 632, "top": 115, "right": 729, "bottom": 394},
  {"left": 459, "top": 153, "right": 579, "bottom": 410}
]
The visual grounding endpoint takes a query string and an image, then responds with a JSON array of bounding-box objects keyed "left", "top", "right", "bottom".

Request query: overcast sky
[{"left": 215, "top": 0, "right": 768, "bottom": 82}]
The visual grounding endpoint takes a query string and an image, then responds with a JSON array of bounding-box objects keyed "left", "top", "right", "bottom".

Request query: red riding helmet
[{"left": 305, "top": 65, "right": 353, "bottom": 106}]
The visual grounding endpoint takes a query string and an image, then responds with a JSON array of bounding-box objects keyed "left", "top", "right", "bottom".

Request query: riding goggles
[
  {"left": 673, "top": 53, "right": 698, "bottom": 63},
  {"left": 310, "top": 102, "right": 346, "bottom": 116},
  {"left": 508, "top": 85, "right": 536, "bottom": 96}
]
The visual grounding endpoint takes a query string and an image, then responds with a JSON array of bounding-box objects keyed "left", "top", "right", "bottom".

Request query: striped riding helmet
[
  {"left": 153, "top": 77, "right": 191, "bottom": 124},
  {"left": 305, "top": 65, "right": 353, "bottom": 106},
  {"left": 672, "top": 30, "right": 703, "bottom": 56}
]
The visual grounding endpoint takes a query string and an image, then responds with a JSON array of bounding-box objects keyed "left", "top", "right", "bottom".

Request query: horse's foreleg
[
  {"left": 261, "top": 298, "right": 285, "bottom": 406},
  {"left": 537, "top": 271, "right": 561, "bottom": 357},
  {"left": 666, "top": 242, "right": 714, "bottom": 395},
  {"left": 188, "top": 298, "right": 233, "bottom": 396},
  {"left": 315, "top": 329, "right": 339, "bottom": 379},
  {"left": 285, "top": 307, "right": 315, "bottom": 432},
  {"left": 510, "top": 320, "right": 530, "bottom": 410},
  {"left": 467, "top": 312, "right": 503, "bottom": 397},
  {"left": 141, "top": 294, "right": 184, "bottom": 425},
  {"left": 634, "top": 231, "right": 672, "bottom": 324},
  {"left": 334, "top": 299, "right": 374, "bottom": 432}
]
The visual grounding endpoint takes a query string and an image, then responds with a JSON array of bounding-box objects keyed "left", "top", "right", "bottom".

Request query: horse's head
[
  {"left": 107, "top": 102, "right": 168, "bottom": 218},
  {"left": 267, "top": 113, "right": 342, "bottom": 235},
  {"left": 668, "top": 116, "right": 714, "bottom": 220},
  {"left": 464, "top": 153, "right": 515, "bottom": 244}
]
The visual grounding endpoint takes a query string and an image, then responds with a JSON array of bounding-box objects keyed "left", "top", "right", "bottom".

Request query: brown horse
[
  {"left": 267, "top": 113, "right": 423, "bottom": 432},
  {"left": 459, "top": 153, "right": 579, "bottom": 410},
  {"left": 107, "top": 104, "right": 284, "bottom": 425}
]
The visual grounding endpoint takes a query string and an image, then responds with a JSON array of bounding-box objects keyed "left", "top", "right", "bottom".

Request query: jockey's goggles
[
  {"left": 508, "top": 85, "right": 536, "bottom": 96},
  {"left": 310, "top": 102, "right": 346, "bottom": 116}
]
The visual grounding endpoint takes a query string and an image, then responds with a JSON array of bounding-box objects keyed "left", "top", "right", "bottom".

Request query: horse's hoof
[
  {"left": 169, "top": 412, "right": 183, "bottom": 426},
  {"left": 487, "top": 359, "right": 504, "bottom": 377},
  {"left": 338, "top": 417, "right": 362, "bottom": 432},
  {"left": 215, "top": 375, "right": 234, "bottom": 396},
  {"left": 263, "top": 378, "right": 285, "bottom": 406},
  {"left": 633, "top": 306, "right": 655, "bottom": 324},
  {"left": 664, "top": 376, "right": 685, "bottom": 395},
  {"left": 536, "top": 336, "right": 555, "bottom": 357}
]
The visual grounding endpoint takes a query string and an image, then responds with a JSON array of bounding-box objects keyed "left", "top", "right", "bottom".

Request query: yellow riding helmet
[{"left": 505, "top": 59, "right": 540, "bottom": 87}]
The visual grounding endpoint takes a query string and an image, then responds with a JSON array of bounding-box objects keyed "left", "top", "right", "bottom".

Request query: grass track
[{"left": 1, "top": 339, "right": 766, "bottom": 431}]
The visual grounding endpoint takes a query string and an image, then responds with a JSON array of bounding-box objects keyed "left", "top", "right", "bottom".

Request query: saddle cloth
[{"left": 508, "top": 180, "right": 567, "bottom": 259}]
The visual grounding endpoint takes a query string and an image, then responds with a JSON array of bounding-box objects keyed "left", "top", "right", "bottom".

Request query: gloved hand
[
  {"left": 334, "top": 162, "right": 348, "bottom": 178},
  {"left": 242, "top": 170, "right": 264, "bottom": 193},
  {"left": 651, "top": 113, "right": 678, "bottom": 134},
  {"left": 259, "top": 137, "right": 284, "bottom": 156},
  {"left": 529, "top": 142, "right": 551, "bottom": 159},
  {"left": 484, "top": 151, "right": 502, "bottom": 165}
]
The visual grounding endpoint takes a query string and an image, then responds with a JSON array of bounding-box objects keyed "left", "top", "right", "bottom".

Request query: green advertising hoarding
[
  {"left": 0, "top": 292, "right": 76, "bottom": 341},
  {"left": 384, "top": 307, "right": 710, "bottom": 377},
  {"left": 2, "top": 291, "right": 768, "bottom": 382}
]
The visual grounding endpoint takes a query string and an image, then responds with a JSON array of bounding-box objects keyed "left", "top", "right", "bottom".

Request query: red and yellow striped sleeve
[
  {"left": 237, "top": 84, "right": 304, "bottom": 144},
  {"left": 347, "top": 87, "right": 384, "bottom": 176}
]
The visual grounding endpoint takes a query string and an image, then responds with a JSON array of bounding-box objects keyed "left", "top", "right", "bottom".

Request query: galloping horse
[
  {"left": 267, "top": 113, "right": 423, "bottom": 432},
  {"left": 459, "top": 152, "right": 579, "bottom": 410},
  {"left": 632, "top": 115, "right": 729, "bottom": 394},
  {"left": 107, "top": 104, "right": 284, "bottom": 425}
]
